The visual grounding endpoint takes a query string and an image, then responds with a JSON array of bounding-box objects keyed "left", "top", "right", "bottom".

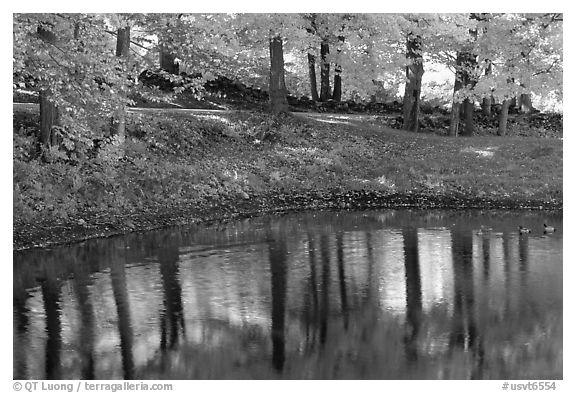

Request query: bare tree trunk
[
  {"left": 481, "top": 61, "right": 493, "bottom": 115},
  {"left": 160, "top": 43, "right": 179, "bottom": 75},
  {"left": 332, "top": 35, "right": 345, "bottom": 102},
  {"left": 307, "top": 53, "right": 319, "bottom": 101},
  {"left": 519, "top": 93, "right": 534, "bottom": 114},
  {"left": 37, "top": 25, "right": 60, "bottom": 149},
  {"left": 332, "top": 67, "right": 342, "bottom": 102},
  {"left": 403, "top": 32, "right": 424, "bottom": 132},
  {"left": 449, "top": 102, "right": 461, "bottom": 137},
  {"left": 461, "top": 98, "right": 475, "bottom": 136},
  {"left": 509, "top": 96, "right": 517, "bottom": 111},
  {"left": 112, "top": 26, "right": 130, "bottom": 141},
  {"left": 269, "top": 36, "right": 288, "bottom": 114},
  {"left": 116, "top": 26, "right": 130, "bottom": 58},
  {"left": 449, "top": 51, "right": 477, "bottom": 136},
  {"left": 449, "top": 52, "right": 465, "bottom": 137},
  {"left": 319, "top": 39, "right": 331, "bottom": 101},
  {"left": 498, "top": 98, "right": 511, "bottom": 136},
  {"left": 39, "top": 89, "right": 59, "bottom": 148},
  {"left": 482, "top": 97, "right": 493, "bottom": 116}
]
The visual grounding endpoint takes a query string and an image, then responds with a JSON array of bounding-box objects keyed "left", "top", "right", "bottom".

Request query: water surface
[{"left": 13, "top": 209, "right": 562, "bottom": 379}]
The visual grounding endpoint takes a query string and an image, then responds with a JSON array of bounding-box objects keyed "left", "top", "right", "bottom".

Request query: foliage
[
  {"left": 14, "top": 14, "right": 136, "bottom": 145},
  {"left": 13, "top": 13, "right": 562, "bottom": 144},
  {"left": 472, "top": 13, "right": 563, "bottom": 103}
]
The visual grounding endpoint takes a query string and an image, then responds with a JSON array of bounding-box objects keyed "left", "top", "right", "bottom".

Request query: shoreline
[{"left": 13, "top": 190, "right": 562, "bottom": 252}]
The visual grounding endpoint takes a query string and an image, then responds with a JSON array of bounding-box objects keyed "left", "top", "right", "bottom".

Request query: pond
[{"left": 13, "top": 209, "right": 562, "bottom": 380}]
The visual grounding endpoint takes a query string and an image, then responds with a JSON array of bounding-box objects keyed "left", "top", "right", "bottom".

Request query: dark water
[{"left": 13, "top": 209, "right": 562, "bottom": 380}]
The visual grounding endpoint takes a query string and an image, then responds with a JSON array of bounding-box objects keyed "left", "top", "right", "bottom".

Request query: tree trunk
[
  {"left": 73, "top": 21, "right": 81, "bottom": 40},
  {"left": 482, "top": 96, "right": 493, "bottom": 116},
  {"left": 160, "top": 43, "right": 179, "bottom": 75},
  {"left": 307, "top": 53, "right": 319, "bottom": 101},
  {"left": 449, "top": 101, "right": 461, "bottom": 137},
  {"left": 332, "top": 68, "right": 342, "bottom": 102},
  {"left": 332, "top": 35, "right": 345, "bottom": 102},
  {"left": 461, "top": 98, "right": 475, "bottom": 136},
  {"left": 449, "top": 51, "right": 476, "bottom": 136},
  {"left": 39, "top": 89, "right": 59, "bottom": 148},
  {"left": 509, "top": 96, "right": 517, "bottom": 111},
  {"left": 403, "top": 33, "right": 424, "bottom": 132},
  {"left": 449, "top": 53, "right": 465, "bottom": 136},
  {"left": 449, "top": 52, "right": 465, "bottom": 137},
  {"left": 112, "top": 26, "right": 130, "bottom": 141},
  {"left": 116, "top": 26, "right": 130, "bottom": 57},
  {"left": 319, "top": 39, "right": 331, "bottom": 101},
  {"left": 37, "top": 25, "right": 60, "bottom": 148},
  {"left": 519, "top": 93, "right": 534, "bottom": 114},
  {"left": 268, "top": 36, "right": 288, "bottom": 114},
  {"left": 481, "top": 61, "right": 493, "bottom": 115},
  {"left": 498, "top": 98, "right": 511, "bottom": 136}
]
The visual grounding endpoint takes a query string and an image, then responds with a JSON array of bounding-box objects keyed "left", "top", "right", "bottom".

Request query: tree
[
  {"left": 479, "top": 13, "right": 562, "bottom": 134},
  {"left": 519, "top": 93, "right": 534, "bottom": 113},
  {"left": 307, "top": 52, "right": 319, "bottom": 101},
  {"left": 474, "top": 13, "right": 494, "bottom": 116},
  {"left": 319, "top": 38, "right": 331, "bottom": 101},
  {"left": 481, "top": 59, "right": 493, "bottom": 115},
  {"left": 111, "top": 23, "right": 130, "bottom": 141},
  {"left": 402, "top": 30, "right": 424, "bottom": 132},
  {"left": 269, "top": 35, "right": 289, "bottom": 113},
  {"left": 159, "top": 30, "right": 179, "bottom": 75},
  {"left": 332, "top": 33, "right": 345, "bottom": 102},
  {"left": 449, "top": 17, "right": 479, "bottom": 137},
  {"left": 37, "top": 23, "right": 60, "bottom": 149},
  {"left": 14, "top": 13, "right": 139, "bottom": 157},
  {"left": 449, "top": 50, "right": 478, "bottom": 137},
  {"left": 302, "top": 14, "right": 350, "bottom": 102},
  {"left": 223, "top": 14, "right": 310, "bottom": 113},
  {"left": 498, "top": 98, "right": 512, "bottom": 136},
  {"left": 303, "top": 14, "right": 320, "bottom": 101}
]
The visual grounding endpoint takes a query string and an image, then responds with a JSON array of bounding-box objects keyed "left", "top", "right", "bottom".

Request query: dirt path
[{"left": 13, "top": 102, "right": 388, "bottom": 123}]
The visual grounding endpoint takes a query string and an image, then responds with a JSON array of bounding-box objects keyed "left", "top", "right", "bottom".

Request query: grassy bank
[{"left": 13, "top": 108, "right": 562, "bottom": 250}]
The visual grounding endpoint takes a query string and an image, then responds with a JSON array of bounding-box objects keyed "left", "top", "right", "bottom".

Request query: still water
[{"left": 13, "top": 209, "right": 562, "bottom": 380}]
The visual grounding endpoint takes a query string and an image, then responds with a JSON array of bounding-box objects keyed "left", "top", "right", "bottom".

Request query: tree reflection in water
[{"left": 13, "top": 210, "right": 563, "bottom": 379}]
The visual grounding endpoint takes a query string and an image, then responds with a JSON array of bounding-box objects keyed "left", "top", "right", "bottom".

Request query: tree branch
[
  {"left": 104, "top": 29, "right": 151, "bottom": 51},
  {"left": 532, "top": 58, "right": 561, "bottom": 77}
]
